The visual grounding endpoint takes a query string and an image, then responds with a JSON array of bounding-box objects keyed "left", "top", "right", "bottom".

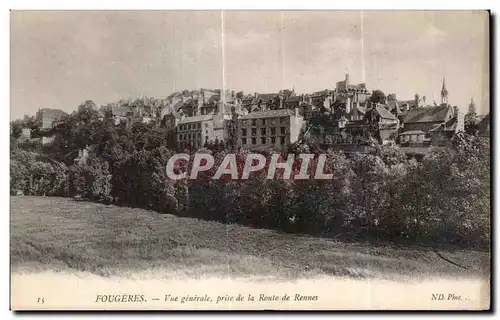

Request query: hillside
[{"left": 11, "top": 196, "right": 490, "bottom": 280}]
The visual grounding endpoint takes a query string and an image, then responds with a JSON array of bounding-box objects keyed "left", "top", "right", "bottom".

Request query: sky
[{"left": 10, "top": 10, "right": 489, "bottom": 120}]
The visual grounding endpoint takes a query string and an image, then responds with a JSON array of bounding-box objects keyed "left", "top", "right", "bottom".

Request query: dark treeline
[{"left": 10, "top": 101, "right": 490, "bottom": 248}]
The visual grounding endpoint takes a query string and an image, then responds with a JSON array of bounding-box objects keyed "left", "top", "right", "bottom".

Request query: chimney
[
  {"left": 346, "top": 96, "right": 351, "bottom": 114},
  {"left": 415, "top": 93, "right": 420, "bottom": 107}
]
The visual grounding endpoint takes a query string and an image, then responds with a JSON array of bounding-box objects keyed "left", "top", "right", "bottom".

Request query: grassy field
[{"left": 10, "top": 196, "right": 490, "bottom": 281}]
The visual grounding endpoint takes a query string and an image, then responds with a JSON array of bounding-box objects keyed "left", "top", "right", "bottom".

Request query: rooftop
[
  {"left": 400, "top": 130, "right": 426, "bottom": 135},
  {"left": 178, "top": 114, "right": 214, "bottom": 124},
  {"left": 374, "top": 105, "right": 398, "bottom": 120},
  {"left": 402, "top": 105, "right": 453, "bottom": 124}
]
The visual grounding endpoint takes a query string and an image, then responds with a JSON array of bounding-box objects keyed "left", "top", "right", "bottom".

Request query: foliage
[
  {"left": 9, "top": 98, "right": 491, "bottom": 248},
  {"left": 68, "top": 156, "right": 112, "bottom": 202},
  {"left": 368, "top": 89, "right": 387, "bottom": 105}
]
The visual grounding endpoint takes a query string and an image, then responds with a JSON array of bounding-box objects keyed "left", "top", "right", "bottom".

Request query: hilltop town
[{"left": 19, "top": 72, "right": 489, "bottom": 158}]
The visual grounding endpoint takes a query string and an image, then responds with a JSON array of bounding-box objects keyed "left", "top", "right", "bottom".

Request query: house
[
  {"left": 247, "top": 93, "right": 279, "bottom": 112},
  {"left": 428, "top": 112, "right": 465, "bottom": 146},
  {"left": 363, "top": 104, "right": 400, "bottom": 144},
  {"left": 35, "top": 108, "right": 67, "bottom": 145},
  {"left": 177, "top": 114, "right": 215, "bottom": 149},
  {"left": 101, "top": 104, "right": 131, "bottom": 125},
  {"left": 237, "top": 108, "right": 304, "bottom": 151},
  {"left": 399, "top": 130, "right": 428, "bottom": 147},
  {"left": 309, "top": 89, "right": 334, "bottom": 110},
  {"left": 400, "top": 105, "right": 455, "bottom": 133}
]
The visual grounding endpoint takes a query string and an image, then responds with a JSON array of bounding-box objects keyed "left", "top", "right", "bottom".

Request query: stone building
[
  {"left": 35, "top": 108, "right": 67, "bottom": 130},
  {"left": 237, "top": 108, "right": 304, "bottom": 151},
  {"left": 333, "top": 72, "right": 370, "bottom": 115}
]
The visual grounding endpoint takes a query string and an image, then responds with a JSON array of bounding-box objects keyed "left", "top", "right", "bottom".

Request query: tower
[
  {"left": 441, "top": 77, "right": 449, "bottom": 105},
  {"left": 468, "top": 97, "right": 477, "bottom": 116}
]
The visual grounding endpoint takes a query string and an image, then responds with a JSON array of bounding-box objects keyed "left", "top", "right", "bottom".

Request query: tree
[
  {"left": 369, "top": 90, "right": 386, "bottom": 105},
  {"left": 10, "top": 120, "right": 24, "bottom": 139}
]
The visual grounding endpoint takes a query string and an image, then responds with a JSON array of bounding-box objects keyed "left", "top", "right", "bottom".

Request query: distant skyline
[{"left": 10, "top": 10, "right": 489, "bottom": 120}]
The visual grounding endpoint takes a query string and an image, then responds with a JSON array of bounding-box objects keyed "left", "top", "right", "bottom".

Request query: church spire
[
  {"left": 468, "top": 97, "right": 477, "bottom": 115},
  {"left": 441, "top": 76, "right": 448, "bottom": 105}
]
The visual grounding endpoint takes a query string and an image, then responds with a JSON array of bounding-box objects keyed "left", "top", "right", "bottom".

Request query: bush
[
  {"left": 10, "top": 150, "right": 68, "bottom": 196},
  {"left": 68, "top": 157, "right": 112, "bottom": 202}
]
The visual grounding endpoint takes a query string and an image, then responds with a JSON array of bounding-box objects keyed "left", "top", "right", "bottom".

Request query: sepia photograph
[{"left": 9, "top": 9, "right": 491, "bottom": 311}]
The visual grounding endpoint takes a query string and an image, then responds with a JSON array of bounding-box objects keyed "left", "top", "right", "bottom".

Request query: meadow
[{"left": 11, "top": 196, "right": 490, "bottom": 281}]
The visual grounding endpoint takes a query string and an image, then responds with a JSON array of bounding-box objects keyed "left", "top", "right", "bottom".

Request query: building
[
  {"left": 309, "top": 89, "right": 334, "bottom": 110},
  {"left": 175, "top": 91, "right": 238, "bottom": 149},
  {"left": 441, "top": 77, "right": 449, "bottom": 105},
  {"left": 428, "top": 110, "right": 465, "bottom": 146},
  {"left": 399, "top": 130, "right": 427, "bottom": 146},
  {"left": 35, "top": 108, "right": 67, "bottom": 145},
  {"left": 478, "top": 113, "right": 490, "bottom": 137},
  {"left": 363, "top": 104, "right": 400, "bottom": 144},
  {"left": 176, "top": 114, "right": 214, "bottom": 149},
  {"left": 333, "top": 71, "right": 370, "bottom": 115},
  {"left": 100, "top": 104, "right": 131, "bottom": 125},
  {"left": 397, "top": 93, "right": 426, "bottom": 112},
  {"left": 237, "top": 108, "right": 304, "bottom": 151},
  {"left": 400, "top": 104, "right": 455, "bottom": 133}
]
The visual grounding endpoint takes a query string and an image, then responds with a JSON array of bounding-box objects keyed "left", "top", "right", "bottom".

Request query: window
[
  {"left": 197, "top": 123, "right": 201, "bottom": 129},
  {"left": 206, "top": 130, "right": 208, "bottom": 134},
  {"left": 271, "top": 119, "right": 277, "bottom": 125},
  {"left": 280, "top": 127, "right": 286, "bottom": 135},
  {"left": 251, "top": 119, "right": 257, "bottom": 126},
  {"left": 252, "top": 128, "right": 257, "bottom": 136},
  {"left": 280, "top": 117, "right": 286, "bottom": 124},
  {"left": 251, "top": 138, "right": 256, "bottom": 145},
  {"left": 262, "top": 119, "right": 266, "bottom": 125},
  {"left": 271, "top": 128, "right": 276, "bottom": 135},
  {"left": 242, "top": 138, "right": 247, "bottom": 145},
  {"left": 205, "top": 136, "right": 209, "bottom": 141},
  {"left": 261, "top": 137, "right": 266, "bottom": 144},
  {"left": 260, "top": 128, "right": 266, "bottom": 135},
  {"left": 241, "top": 128, "right": 247, "bottom": 136},
  {"left": 280, "top": 136, "right": 285, "bottom": 145},
  {"left": 205, "top": 123, "right": 209, "bottom": 128},
  {"left": 271, "top": 137, "right": 276, "bottom": 144}
]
